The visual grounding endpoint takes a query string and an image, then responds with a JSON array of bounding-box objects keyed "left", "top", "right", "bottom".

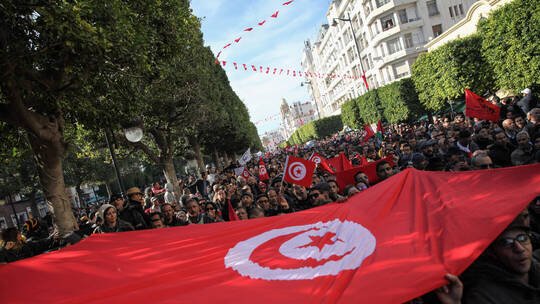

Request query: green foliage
[
  {"left": 411, "top": 35, "right": 495, "bottom": 111},
  {"left": 341, "top": 99, "right": 362, "bottom": 129},
  {"left": 287, "top": 116, "right": 342, "bottom": 145},
  {"left": 478, "top": 0, "right": 540, "bottom": 90},
  {"left": 356, "top": 90, "right": 382, "bottom": 124},
  {"left": 377, "top": 78, "right": 425, "bottom": 123}
]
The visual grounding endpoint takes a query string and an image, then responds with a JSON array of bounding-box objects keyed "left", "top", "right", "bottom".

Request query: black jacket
[
  {"left": 93, "top": 220, "right": 134, "bottom": 234},
  {"left": 119, "top": 200, "right": 149, "bottom": 230},
  {"left": 463, "top": 258, "right": 540, "bottom": 304}
]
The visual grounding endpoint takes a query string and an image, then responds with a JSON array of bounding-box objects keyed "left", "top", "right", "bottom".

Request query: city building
[
  {"left": 261, "top": 130, "right": 286, "bottom": 151},
  {"left": 426, "top": 0, "right": 511, "bottom": 50},
  {"left": 280, "top": 99, "right": 317, "bottom": 140},
  {"left": 302, "top": 0, "right": 479, "bottom": 117}
]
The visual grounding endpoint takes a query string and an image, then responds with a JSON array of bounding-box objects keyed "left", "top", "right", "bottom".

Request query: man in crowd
[{"left": 120, "top": 187, "right": 149, "bottom": 230}]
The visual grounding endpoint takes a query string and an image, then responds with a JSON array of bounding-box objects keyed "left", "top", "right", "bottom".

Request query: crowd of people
[{"left": 1, "top": 91, "right": 539, "bottom": 303}]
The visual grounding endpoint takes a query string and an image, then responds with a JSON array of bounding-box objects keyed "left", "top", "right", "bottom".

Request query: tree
[
  {"left": 411, "top": 35, "right": 495, "bottom": 111},
  {"left": 478, "top": 0, "right": 540, "bottom": 91},
  {"left": 377, "top": 78, "right": 425, "bottom": 123},
  {"left": 341, "top": 99, "right": 362, "bottom": 129},
  {"left": 356, "top": 90, "right": 382, "bottom": 124},
  {"left": 0, "top": 1, "right": 158, "bottom": 234}
]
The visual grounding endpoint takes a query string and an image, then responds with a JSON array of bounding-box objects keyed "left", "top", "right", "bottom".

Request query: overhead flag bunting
[
  {"left": 216, "top": 60, "right": 361, "bottom": 81},
  {"left": 1, "top": 165, "right": 539, "bottom": 303},
  {"left": 216, "top": 1, "right": 297, "bottom": 60}
]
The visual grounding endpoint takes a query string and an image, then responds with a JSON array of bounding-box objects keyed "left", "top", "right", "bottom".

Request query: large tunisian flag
[{"left": 1, "top": 165, "right": 539, "bottom": 304}]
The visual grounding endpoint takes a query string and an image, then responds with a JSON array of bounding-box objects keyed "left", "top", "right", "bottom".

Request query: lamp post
[
  {"left": 332, "top": 13, "right": 367, "bottom": 91},
  {"left": 104, "top": 120, "right": 144, "bottom": 197},
  {"left": 333, "top": 14, "right": 385, "bottom": 120},
  {"left": 301, "top": 81, "right": 322, "bottom": 119}
]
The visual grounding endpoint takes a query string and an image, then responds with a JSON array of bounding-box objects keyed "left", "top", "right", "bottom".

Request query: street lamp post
[
  {"left": 301, "top": 81, "right": 322, "bottom": 119},
  {"left": 104, "top": 128, "right": 125, "bottom": 196},
  {"left": 332, "top": 13, "right": 367, "bottom": 90},
  {"left": 333, "top": 14, "right": 385, "bottom": 120}
]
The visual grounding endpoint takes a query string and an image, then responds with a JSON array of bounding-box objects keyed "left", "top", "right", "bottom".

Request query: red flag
[
  {"left": 244, "top": 27, "right": 253, "bottom": 31},
  {"left": 376, "top": 120, "right": 384, "bottom": 134},
  {"left": 216, "top": 51, "right": 222, "bottom": 58},
  {"left": 361, "top": 72, "right": 369, "bottom": 90},
  {"left": 283, "top": 155, "right": 316, "bottom": 187},
  {"left": 335, "top": 156, "right": 394, "bottom": 192},
  {"left": 271, "top": 11, "right": 279, "bottom": 18},
  {"left": 327, "top": 152, "right": 353, "bottom": 173},
  {"left": 258, "top": 20, "right": 266, "bottom": 26},
  {"left": 2, "top": 165, "right": 539, "bottom": 303},
  {"left": 364, "top": 124, "right": 375, "bottom": 142},
  {"left": 221, "top": 61, "right": 227, "bottom": 66},
  {"left": 282, "top": 0, "right": 294, "bottom": 5},
  {"left": 233, "top": 62, "right": 238, "bottom": 70},
  {"left": 309, "top": 152, "right": 334, "bottom": 173},
  {"left": 227, "top": 199, "right": 239, "bottom": 221},
  {"left": 243, "top": 63, "right": 248, "bottom": 70},
  {"left": 242, "top": 167, "right": 251, "bottom": 179},
  {"left": 258, "top": 158, "right": 270, "bottom": 181},
  {"left": 234, "top": 37, "right": 242, "bottom": 43},
  {"left": 223, "top": 43, "right": 232, "bottom": 49},
  {"left": 465, "top": 89, "right": 500, "bottom": 122}
]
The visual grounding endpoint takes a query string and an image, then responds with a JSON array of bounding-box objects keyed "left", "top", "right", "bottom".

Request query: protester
[{"left": 93, "top": 204, "right": 134, "bottom": 234}]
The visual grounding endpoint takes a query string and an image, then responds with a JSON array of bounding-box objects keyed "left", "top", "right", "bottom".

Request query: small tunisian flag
[
  {"left": 258, "top": 158, "right": 270, "bottom": 181},
  {"left": 465, "top": 89, "right": 501, "bottom": 122},
  {"left": 309, "top": 152, "right": 334, "bottom": 173},
  {"left": 363, "top": 124, "right": 375, "bottom": 142},
  {"left": 2, "top": 165, "right": 539, "bottom": 304},
  {"left": 283, "top": 155, "right": 316, "bottom": 187}
]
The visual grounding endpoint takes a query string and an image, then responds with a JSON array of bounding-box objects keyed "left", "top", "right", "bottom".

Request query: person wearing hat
[
  {"left": 461, "top": 221, "right": 540, "bottom": 303},
  {"left": 119, "top": 187, "right": 149, "bottom": 230},
  {"left": 93, "top": 204, "right": 134, "bottom": 234}
]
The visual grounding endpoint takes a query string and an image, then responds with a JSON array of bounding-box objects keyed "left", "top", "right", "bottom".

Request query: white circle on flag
[
  {"left": 259, "top": 167, "right": 267, "bottom": 175},
  {"left": 288, "top": 162, "right": 307, "bottom": 181},
  {"left": 311, "top": 156, "right": 321, "bottom": 164},
  {"left": 224, "top": 219, "right": 376, "bottom": 281}
]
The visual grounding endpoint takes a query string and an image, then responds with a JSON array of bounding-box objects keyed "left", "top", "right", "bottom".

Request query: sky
[{"left": 190, "top": 0, "right": 332, "bottom": 135}]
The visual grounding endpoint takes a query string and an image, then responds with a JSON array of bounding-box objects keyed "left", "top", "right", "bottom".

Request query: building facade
[
  {"left": 280, "top": 99, "right": 317, "bottom": 140},
  {"left": 261, "top": 130, "right": 286, "bottom": 151},
  {"left": 425, "top": 0, "right": 511, "bottom": 51},
  {"left": 302, "top": 0, "right": 479, "bottom": 117}
]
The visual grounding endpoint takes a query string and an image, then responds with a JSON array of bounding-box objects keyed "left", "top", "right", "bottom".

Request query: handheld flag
[
  {"left": 283, "top": 155, "right": 316, "bottom": 187},
  {"left": 238, "top": 148, "right": 252, "bottom": 166},
  {"left": 258, "top": 158, "right": 270, "bottom": 181},
  {"left": 465, "top": 89, "right": 500, "bottom": 122}
]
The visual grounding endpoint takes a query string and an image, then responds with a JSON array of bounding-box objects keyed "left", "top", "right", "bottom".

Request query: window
[
  {"left": 381, "top": 14, "right": 395, "bottom": 31},
  {"left": 427, "top": 0, "right": 440, "bottom": 16},
  {"left": 432, "top": 24, "right": 443, "bottom": 37},
  {"left": 404, "top": 33, "right": 414, "bottom": 48},
  {"left": 387, "top": 38, "right": 403, "bottom": 54},
  {"left": 459, "top": 4, "right": 464, "bottom": 15},
  {"left": 0, "top": 217, "right": 7, "bottom": 229},
  {"left": 449, "top": 7, "right": 454, "bottom": 18},
  {"left": 393, "top": 61, "right": 410, "bottom": 79},
  {"left": 398, "top": 9, "right": 408, "bottom": 24},
  {"left": 375, "top": 0, "right": 391, "bottom": 8}
]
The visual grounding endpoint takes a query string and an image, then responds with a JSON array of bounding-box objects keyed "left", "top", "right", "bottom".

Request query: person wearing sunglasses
[{"left": 462, "top": 223, "right": 539, "bottom": 303}]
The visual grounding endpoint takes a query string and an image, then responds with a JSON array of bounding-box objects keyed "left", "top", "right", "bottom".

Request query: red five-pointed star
[{"left": 299, "top": 232, "right": 342, "bottom": 251}]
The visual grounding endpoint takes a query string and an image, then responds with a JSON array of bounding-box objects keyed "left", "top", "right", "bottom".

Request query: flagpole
[{"left": 280, "top": 155, "right": 290, "bottom": 195}]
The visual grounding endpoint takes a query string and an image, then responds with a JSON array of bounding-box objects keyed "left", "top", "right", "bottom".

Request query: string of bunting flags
[
  {"left": 215, "top": 0, "right": 296, "bottom": 60},
  {"left": 216, "top": 60, "right": 367, "bottom": 82}
]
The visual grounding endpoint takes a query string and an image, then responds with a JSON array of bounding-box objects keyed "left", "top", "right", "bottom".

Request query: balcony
[
  {"left": 365, "top": 0, "right": 418, "bottom": 25},
  {"left": 371, "top": 17, "right": 423, "bottom": 46}
]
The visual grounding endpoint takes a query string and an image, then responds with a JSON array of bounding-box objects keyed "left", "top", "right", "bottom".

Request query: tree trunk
[
  {"left": 191, "top": 138, "right": 204, "bottom": 171},
  {"left": 212, "top": 148, "right": 220, "bottom": 169},
  {"left": 162, "top": 156, "right": 181, "bottom": 201},
  {"left": 27, "top": 133, "right": 77, "bottom": 235},
  {"left": 75, "top": 184, "right": 85, "bottom": 208}
]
